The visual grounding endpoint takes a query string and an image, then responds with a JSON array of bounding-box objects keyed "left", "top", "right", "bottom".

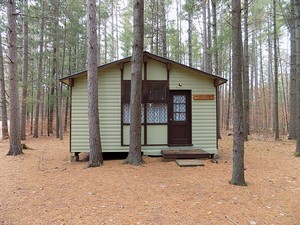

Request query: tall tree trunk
[
  {"left": 149, "top": 1, "right": 154, "bottom": 53},
  {"left": 51, "top": 0, "right": 60, "bottom": 139},
  {"left": 212, "top": 0, "right": 221, "bottom": 139},
  {"left": 6, "top": 0, "right": 22, "bottom": 155},
  {"left": 267, "top": 16, "right": 274, "bottom": 130},
  {"left": 41, "top": 86, "right": 45, "bottom": 136},
  {"left": 124, "top": 0, "right": 144, "bottom": 166},
  {"left": 231, "top": 0, "right": 246, "bottom": 186},
  {"left": 20, "top": 0, "right": 29, "bottom": 140},
  {"left": 160, "top": 0, "right": 167, "bottom": 58},
  {"left": 207, "top": 0, "right": 212, "bottom": 73},
  {"left": 176, "top": 0, "right": 182, "bottom": 63},
  {"left": 0, "top": 33, "right": 9, "bottom": 140},
  {"left": 259, "top": 24, "right": 268, "bottom": 130},
  {"left": 30, "top": 69, "right": 34, "bottom": 135},
  {"left": 155, "top": 0, "right": 159, "bottom": 55},
  {"left": 87, "top": 0, "right": 103, "bottom": 167},
  {"left": 59, "top": 19, "right": 67, "bottom": 140},
  {"left": 289, "top": 0, "right": 297, "bottom": 139},
  {"left": 187, "top": 0, "right": 193, "bottom": 67},
  {"left": 273, "top": 0, "right": 280, "bottom": 140},
  {"left": 226, "top": 47, "right": 232, "bottom": 131},
  {"left": 203, "top": 0, "right": 208, "bottom": 71},
  {"left": 295, "top": 0, "right": 300, "bottom": 155},
  {"left": 33, "top": 2, "right": 45, "bottom": 138},
  {"left": 104, "top": 20, "right": 107, "bottom": 64},
  {"left": 243, "top": 0, "right": 250, "bottom": 140},
  {"left": 64, "top": 86, "right": 69, "bottom": 132},
  {"left": 111, "top": 0, "right": 115, "bottom": 61},
  {"left": 278, "top": 44, "right": 289, "bottom": 132}
]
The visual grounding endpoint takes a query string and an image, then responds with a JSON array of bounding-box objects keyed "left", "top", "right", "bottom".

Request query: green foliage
[{"left": 120, "top": 10, "right": 133, "bottom": 57}]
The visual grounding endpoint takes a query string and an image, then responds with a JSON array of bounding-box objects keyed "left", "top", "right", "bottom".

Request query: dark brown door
[{"left": 168, "top": 90, "right": 192, "bottom": 146}]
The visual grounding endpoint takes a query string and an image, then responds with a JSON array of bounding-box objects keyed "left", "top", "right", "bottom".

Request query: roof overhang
[{"left": 60, "top": 51, "right": 227, "bottom": 86}]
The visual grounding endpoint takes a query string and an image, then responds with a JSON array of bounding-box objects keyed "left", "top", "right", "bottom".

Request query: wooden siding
[
  {"left": 123, "top": 62, "right": 144, "bottom": 80},
  {"left": 169, "top": 68, "right": 217, "bottom": 154},
  {"left": 147, "top": 125, "right": 167, "bottom": 144},
  {"left": 71, "top": 68, "right": 123, "bottom": 152},
  {"left": 123, "top": 125, "right": 145, "bottom": 145},
  {"left": 147, "top": 59, "right": 167, "bottom": 80}
]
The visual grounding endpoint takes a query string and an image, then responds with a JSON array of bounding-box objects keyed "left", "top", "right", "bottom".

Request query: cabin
[{"left": 60, "top": 51, "right": 227, "bottom": 161}]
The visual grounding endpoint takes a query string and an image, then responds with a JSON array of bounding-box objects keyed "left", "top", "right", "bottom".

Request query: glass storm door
[{"left": 168, "top": 90, "right": 192, "bottom": 146}]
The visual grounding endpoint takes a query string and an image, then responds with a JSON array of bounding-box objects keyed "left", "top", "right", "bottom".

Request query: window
[
  {"left": 147, "top": 82, "right": 167, "bottom": 102},
  {"left": 122, "top": 81, "right": 131, "bottom": 103},
  {"left": 122, "top": 80, "right": 168, "bottom": 124},
  {"left": 173, "top": 95, "right": 186, "bottom": 121},
  {"left": 123, "top": 103, "right": 144, "bottom": 124},
  {"left": 146, "top": 81, "right": 168, "bottom": 124},
  {"left": 147, "top": 103, "right": 167, "bottom": 123}
]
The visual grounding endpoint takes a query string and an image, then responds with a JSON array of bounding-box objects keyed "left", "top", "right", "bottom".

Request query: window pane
[
  {"left": 174, "top": 112, "right": 186, "bottom": 121},
  {"left": 148, "top": 82, "right": 167, "bottom": 102},
  {"left": 123, "top": 82, "right": 131, "bottom": 102},
  {"left": 173, "top": 103, "right": 186, "bottom": 112},
  {"left": 147, "top": 103, "right": 167, "bottom": 123},
  {"left": 173, "top": 95, "right": 186, "bottom": 104},
  {"left": 123, "top": 103, "right": 144, "bottom": 123}
]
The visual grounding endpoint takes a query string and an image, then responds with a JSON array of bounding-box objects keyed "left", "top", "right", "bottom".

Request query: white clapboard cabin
[{"left": 60, "top": 51, "right": 227, "bottom": 161}]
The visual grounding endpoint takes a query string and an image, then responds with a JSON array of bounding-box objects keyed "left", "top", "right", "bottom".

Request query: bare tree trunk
[
  {"left": 295, "top": 0, "right": 300, "bottom": 155},
  {"left": 203, "top": 0, "right": 208, "bottom": 71},
  {"left": 289, "top": 0, "right": 297, "bottom": 139},
  {"left": 226, "top": 46, "right": 232, "bottom": 130},
  {"left": 33, "top": 2, "right": 45, "bottom": 138},
  {"left": 30, "top": 71, "right": 34, "bottom": 135},
  {"left": 278, "top": 44, "right": 289, "bottom": 132},
  {"left": 212, "top": 0, "right": 221, "bottom": 139},
  {"left": 115, "top": 3, "right": 119, "bottom": 59},
  {"left": 259, "top": 24, "right": 268, "bottom": 130},
  {"left": 104, "top": 19, "right": 108, "bottom": 64},
  {"left": 155, "top": 1, "right": 159, "bottom": 55},
  {"left": 243, "top": 0, "right": 250, "bottom": 140},
  {"left": 231, "top": 0, "right": 246, "bottom": 186},
  {"left": 0, "top": 33, "right": 9, "bottom": 140},
  {"left": 188, "top": 8, "right": 192, "bottom": 67},
  {"left": 176, "top": 0, "right": 182, "bottom": 63},
  {"left": 20, "top": 0, "right": 29, "bottom": 140},
  {"left": 87, "top": 0, "right": 103, "bottom": 167},
  {"left": 41, "top": 86, "right": 45, "bottom": 136},
  {"left": 51, "top": 0, "right": 60, "bottom": 139},
  {"left": 6, "top": 0, "right": 22, "bottom": 155},
  {"left": 267, "top": 17, "right": 274, "bottom": 130},
  {"left": 64, "top": 86, "right": 69, "bottom": 132},
  {"left": 273, "top": 0, "right": 280, "bottom": 140},
  {"left": 206, "top": 0, "right": 212, "bottom": 73},
  {"left": 160, "top": 0, "right": 167, "bottom": 58},
  {"left": 110, "top": 0, "right": 115, "bottom": 61},
  {"left": 59, "top": 19, "right": 67, "bottom": 140},
  {"left": 124, "top": 0, "right": 144, "bottom": 166}
]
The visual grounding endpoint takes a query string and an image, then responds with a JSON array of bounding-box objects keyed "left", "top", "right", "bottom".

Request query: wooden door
[{"left": 168, "top": 90, "right": 192, "bottom": 146}]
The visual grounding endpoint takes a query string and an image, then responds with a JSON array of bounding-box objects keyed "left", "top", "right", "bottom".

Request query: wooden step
[
  {"left": 176, "top": 159, "right": 204, "bottom": 167},
  {"left": 161, "top": 149, "right": 212, "bottom": 160}
]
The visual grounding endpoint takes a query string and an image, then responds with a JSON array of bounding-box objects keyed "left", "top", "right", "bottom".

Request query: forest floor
[{"left": 0, "top": 132, "right": 299, "bottom": 225}]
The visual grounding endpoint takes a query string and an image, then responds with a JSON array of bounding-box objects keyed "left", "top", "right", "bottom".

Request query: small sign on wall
[{"left": 193, "top": 94, "right": 214, "bottom": 100}]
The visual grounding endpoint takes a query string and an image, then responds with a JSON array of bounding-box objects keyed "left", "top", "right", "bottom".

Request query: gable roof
[{"left": 60, "top": 51, "right": 227, "bottom": 86}]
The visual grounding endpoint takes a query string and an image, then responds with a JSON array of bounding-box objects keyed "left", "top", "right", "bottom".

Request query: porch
[{"left": 161, "top": 147, "right": 213, "bottom": 160}]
